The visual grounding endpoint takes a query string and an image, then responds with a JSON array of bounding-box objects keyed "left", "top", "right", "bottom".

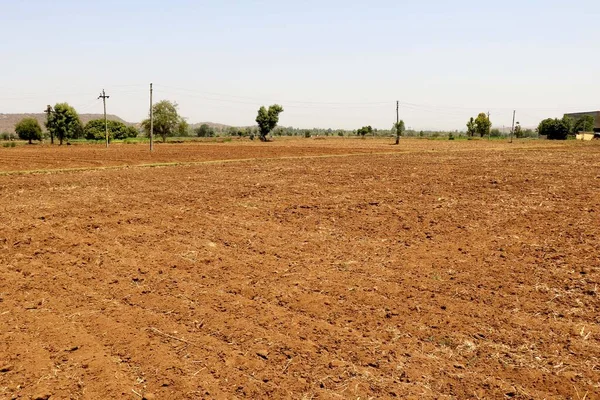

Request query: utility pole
[
  {"left": 149, "top": 83, "right": 154, "bottom": 152},
  {"left": 44, "top": 105, "right": 54, "bottom": 144},
  {"left": 395, "top": 100, "right": 400, "bottom": 145},
  {"left": 487, "top": 111, "right": 491, "bottom": 140},
  {"left": 98, "top": 89, "right": 110, "bottom": 148},
  {"left": 510, "top": 110, "right": 515, "bottom": 144}
]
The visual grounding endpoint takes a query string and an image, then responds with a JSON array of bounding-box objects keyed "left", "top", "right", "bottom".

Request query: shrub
[
  {"left": 537, "top": 117, "right": 571, "bottom": 140},
  {"left": 84, "top": 119, "right": 138, "bottom": 141}
]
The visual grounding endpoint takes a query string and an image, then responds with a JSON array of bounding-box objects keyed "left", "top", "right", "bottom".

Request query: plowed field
[{"left": 1, "top": 139, "right": 599, "bottom": 399}]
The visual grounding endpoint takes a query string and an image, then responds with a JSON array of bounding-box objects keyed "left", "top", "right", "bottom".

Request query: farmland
[{"left": 1, "top": 138, "right": 599, "bottom": 399}]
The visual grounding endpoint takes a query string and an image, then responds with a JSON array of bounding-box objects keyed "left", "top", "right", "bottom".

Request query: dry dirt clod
[
  {"left": 142, "top": 393, "right": 156, "bottom": 400},
  {"left": 33, "top": 392, "right": 52, "bottom": 400},
  {"left": 256, "top": 350, "right": 269, "bottom": 360}
]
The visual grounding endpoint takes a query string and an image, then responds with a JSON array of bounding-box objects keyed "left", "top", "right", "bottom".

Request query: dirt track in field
[{"left": 1, "top": 139, "right": 599, "bottom": 399}]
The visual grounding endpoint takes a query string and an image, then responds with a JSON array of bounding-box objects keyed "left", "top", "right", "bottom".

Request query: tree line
[
  {"left": 536, "top": 115, "right": 594, "bottom": 140},
  {"left": 462, "top": 112, "right": 595, "bottom": 140},
  {"left": 7, "top": 100, "right": 594, "bottom": 144},
  {"left": 13, "top": 102, "right": 138, "bottom": 144}
]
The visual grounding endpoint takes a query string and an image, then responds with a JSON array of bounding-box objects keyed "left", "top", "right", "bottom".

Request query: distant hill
[
  {"left": 189, "top": 121, "right": 233, "bottom": 130},
  {"left": 0, "top": 113, "right": 130, "bottom": 133}
]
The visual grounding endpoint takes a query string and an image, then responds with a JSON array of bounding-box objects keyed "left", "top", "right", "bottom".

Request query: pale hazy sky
[{"left": 1, "top": 0, "right": 598, "bottom": 130}]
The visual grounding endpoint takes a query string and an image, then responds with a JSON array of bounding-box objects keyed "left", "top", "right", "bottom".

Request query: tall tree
[
  {"left": 177, "top": 119, "right": 190, "bottom": 137},
  {"left": 15, "top": 117, "right": 43, "bottom": 144},
  {"left": 256, "top": 104, "right": 284, "bottom": 141},
  {"left": 45, "top": 103, "right": 82, "bottom": 145},
  {"left": 141, "top": 100, "right": 184, "bottom": 143},
  {"left": 394, "top": 120, "right": 405, "bottom": 145},
  {"left": 357, "top": 126, "right": 373, "bottom": 137},
  {"left": 195, "top": 124, "right": 215, "bottom": 137},
  {"left": 573, "top": 115, "right": 595, "bottom": 133},
  {"left": 466, "top": 117, "right": 476, "bottom": 137},
  {"left": 474, "top": 113, "right": 491, "bottom": 137},
  {"left": 537, "top": 117, "right": 571, "bottom": 140}
]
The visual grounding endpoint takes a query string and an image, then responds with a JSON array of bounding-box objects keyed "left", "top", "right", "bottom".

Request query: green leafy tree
[
  {"left": 563, "top": 116, "right": 574, "bottom": 135},
  {"left": 84, "top": 119, "right": 137, "bottom": 141},
  {"left": 226, "top": 126, "right": 238, "bottom": 137},
  {"left": 537, "top": 117, "right": 571, "bottom": 140},
  {"left": 45, "top": 103, "right": 83, "bottom": 145},
  {"left": 141, "top": 100, "right": 184, "bottom": 143},
  {"left": 537, "top": 118, "right": 554, "bottom": 137},
  {"left": 357, "top": 126, "right": 373, "bottom": 137},
  {"left": 393, "top": 120, "right": 405, "bottom": 145},
  {"left": 474, "top": 113, "right": 491, "bottom": 137},
  {"left": 513, "top": 122, "right": 523, "bottom": 138},
  {"left": 256, "top": 104, "right": 284, "bottom": 141},
  {"left": 125, "top": 125, "right": 139, "bottom": 138},
  {"left": 177, "top": 119, "right": 190, "bottom": 137},
  {"left": 466, "top": 117, "right": 476, "bottom": 137},
  {"left": 195, "top": 123, "right": 215, "bottom": 137},
  {"left": 15, "top": 117, "right": 43, "bottom": 144},
  {"left": 573, "top": 115, "right": 594, "bottom": 133}
]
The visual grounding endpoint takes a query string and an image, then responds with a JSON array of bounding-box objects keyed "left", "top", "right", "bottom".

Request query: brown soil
[
  {"left": 1, "top": 139, "right": 599, "bottom": 399},
  {"left": 0, "top": 138, "right": 567, "bottom": 173}
]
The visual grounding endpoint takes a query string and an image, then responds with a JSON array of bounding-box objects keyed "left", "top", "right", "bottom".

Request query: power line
[
  {"left": 153, "top": 88, "right": 390, "bottom": 110},
  {"left": 153, "top": 84, "right": 390, "bottom": 106}
]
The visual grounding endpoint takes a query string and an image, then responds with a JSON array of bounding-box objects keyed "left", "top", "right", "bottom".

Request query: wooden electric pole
[
  {"left": 487, "top": 111, "right": 491, "bottom": 140},
  {"left": 44, "top": 105, "right": 54, "bottom": 144},
  {"left": 395, "top": 101, "right": 400, "bottom": 145},
  {"left": 98, "top": 89, "right": 110, "bottom": 148},
  {"left": 510, "top": 110, "right": 515, "bottom": 143},
  {"left": 149, "top": 83, "right": 154, "bottom": 152}
]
